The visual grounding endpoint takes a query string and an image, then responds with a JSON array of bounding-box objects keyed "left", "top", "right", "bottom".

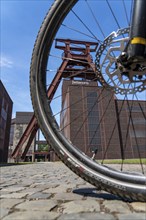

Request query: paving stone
[
  {"left": 53, "top": 192, "right": 83, "bottom": 201},
  {"left": 15, "top": 199, "right": 57, "bottom": 211},
  {"left": 26, "top": 192, "right": 51, "bottom": 200},
  {"left": 17, "top": 181, "right": 35, "bottom": 186},
  {"left": 130, "top": 202, "right": 146, "bottom": 212},
  {"left": 117, "top": 213, "right": 146, "bottom": 220},
  {"left": 76, "top": 183, "right": 94, "bottom": 188},
  {"left": 0, "top": 183, "right": 18, "bottom": 188},
  {"left": 2, "top": 211, "right": 60, "bottom": 220},
  {"left": 57, "top": 213, "right": 116, "bottom": 220},
  {"left": 103, "top": 200, "right": 131, "bottom": 213},
  {"left": 18, "top": 187, "right": 41, "bottom": 195},
  {"left": 0, "top": 199, "right": 25, "bottom": 209},
  {"left": 0, "top": 191, "right": 12, "bottom": 196},
  {"left": 43, "top": 184, "right": 77, "bottom": 194},
  {"left": 1, "top": 186, "right": 26, "bottom": 192},
  {"left": 58, "top": 199, "right": 100, "bottom": 214},
  {"left": 0, "top": 208, "right": 9, "bottom": 219},
  {"left": 29, "top": 183, "right": 58, "bottom": 188},
  {"left": 0, "top": 192, "right": 28, "bottom": 199}
]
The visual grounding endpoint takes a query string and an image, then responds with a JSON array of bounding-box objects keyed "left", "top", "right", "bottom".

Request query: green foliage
[{"left": 38, "top": 144, "right": 49, "bottom": 152}]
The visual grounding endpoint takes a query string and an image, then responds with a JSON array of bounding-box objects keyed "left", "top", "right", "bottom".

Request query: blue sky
[
  {"left": 1, "top": 0, "right": 53, "bottom": 117},
  {"left": 1, "top": 0, "right": 145, "bottom": 120}
]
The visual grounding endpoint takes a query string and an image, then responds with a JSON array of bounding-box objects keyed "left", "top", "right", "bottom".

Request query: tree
[{"left": 38, "top": 144, "right": 48, "bottom": 152}]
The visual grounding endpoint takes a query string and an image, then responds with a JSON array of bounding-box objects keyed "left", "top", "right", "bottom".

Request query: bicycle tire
[{"left": 30, "top": 0, "right": 146, "bottom": 201}]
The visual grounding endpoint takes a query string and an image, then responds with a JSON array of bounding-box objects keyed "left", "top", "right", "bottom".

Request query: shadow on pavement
[{"left": 73, "top": 187, "right": 121, "bottom": 200}]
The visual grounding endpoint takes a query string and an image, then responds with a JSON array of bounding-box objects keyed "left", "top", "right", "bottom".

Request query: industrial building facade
[
  {"left": 60, "top": 80, "right": 146, "bottom": 160},
  {"left": 0, "top": 80, "right": 13, "bottom": 163}
]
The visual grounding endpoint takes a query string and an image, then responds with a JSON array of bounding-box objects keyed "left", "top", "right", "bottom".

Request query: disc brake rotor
[{"left": 95, "top": 28, "right": 146, "bottom": 95}]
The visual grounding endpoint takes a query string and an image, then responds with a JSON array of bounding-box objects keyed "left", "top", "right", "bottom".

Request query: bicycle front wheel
[{"left": 30, "top": 0, "right": 146, "bottom": 201}]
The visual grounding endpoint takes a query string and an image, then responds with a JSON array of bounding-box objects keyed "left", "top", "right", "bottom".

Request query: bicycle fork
[
  {"left": 118, "top": 0, "right": 146, "bottom": 81},
  {"left": 129, "top": 0, "right": 146, "bottom": 59}
]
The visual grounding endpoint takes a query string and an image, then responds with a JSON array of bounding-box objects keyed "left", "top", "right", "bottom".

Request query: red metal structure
[{"left": 12, "top": 39, "right": 98, "bottom": 161}]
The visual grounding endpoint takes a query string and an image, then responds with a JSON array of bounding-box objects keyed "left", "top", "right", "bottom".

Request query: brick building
[
  {"left": 0, "top": 80, "right": 13, "bottom": 163},
  {"left": 60, "top": 80, "right": 146, "bottom": 160}
]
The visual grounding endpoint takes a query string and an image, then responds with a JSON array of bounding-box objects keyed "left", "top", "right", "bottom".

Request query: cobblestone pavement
[{"left": 0, "top": 162, "right": 146, "bottom": 220}]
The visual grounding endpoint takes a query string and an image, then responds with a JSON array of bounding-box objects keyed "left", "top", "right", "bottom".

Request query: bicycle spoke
[
  {"left": 106, "top": 0, "right": 121, "bottom": 29},
  {"left": 61, "top": 23, "right": 96, "bottom": 41},
  {"left": 71, "top": 9, "right": 100, "bottom": 42},
  {"left": 85, "top": 0, "right": 106, "bottom": 38},
  {"left": 122, "top": 0, "right": 130, "bottom": 26},
  {"left": 103, "top": 97, "right": 119, "bottom": 161}
]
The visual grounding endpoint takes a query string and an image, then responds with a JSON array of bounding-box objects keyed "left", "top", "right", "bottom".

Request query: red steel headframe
[{"left": 12, "top": 39, "right": 98, "bottom": 161}]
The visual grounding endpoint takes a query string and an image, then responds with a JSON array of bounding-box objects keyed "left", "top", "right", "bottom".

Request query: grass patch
[
  {"left": 99, "top": 158, "right": 146, "bottom": 164},
  {"left": 0, "top": 162, "right": 35, "bottom": 167}
]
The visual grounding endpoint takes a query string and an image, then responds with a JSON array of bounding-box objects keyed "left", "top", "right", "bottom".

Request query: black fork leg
[{"left": 129, "top": 0, "right": 146, "bottom": 58}]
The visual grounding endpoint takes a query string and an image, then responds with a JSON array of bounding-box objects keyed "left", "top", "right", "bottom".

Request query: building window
[
  {"left": 87, "top": 92, "right": 101, "bottom": 151},
  {"left": 130, "top": 130, "right": 146, "bottom": 138}
]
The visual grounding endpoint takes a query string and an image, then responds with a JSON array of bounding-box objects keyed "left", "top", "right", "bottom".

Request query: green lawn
[
  {"left": 99, "top": 158, "right": 146, "bottom": 164},
  {"left": 1, "top": 158, "right": 146, "bottom": 166}
]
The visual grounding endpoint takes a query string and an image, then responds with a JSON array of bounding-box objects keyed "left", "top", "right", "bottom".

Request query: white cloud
[{"left": 0, "top": 56, "right": 13, "bottom": 68}]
